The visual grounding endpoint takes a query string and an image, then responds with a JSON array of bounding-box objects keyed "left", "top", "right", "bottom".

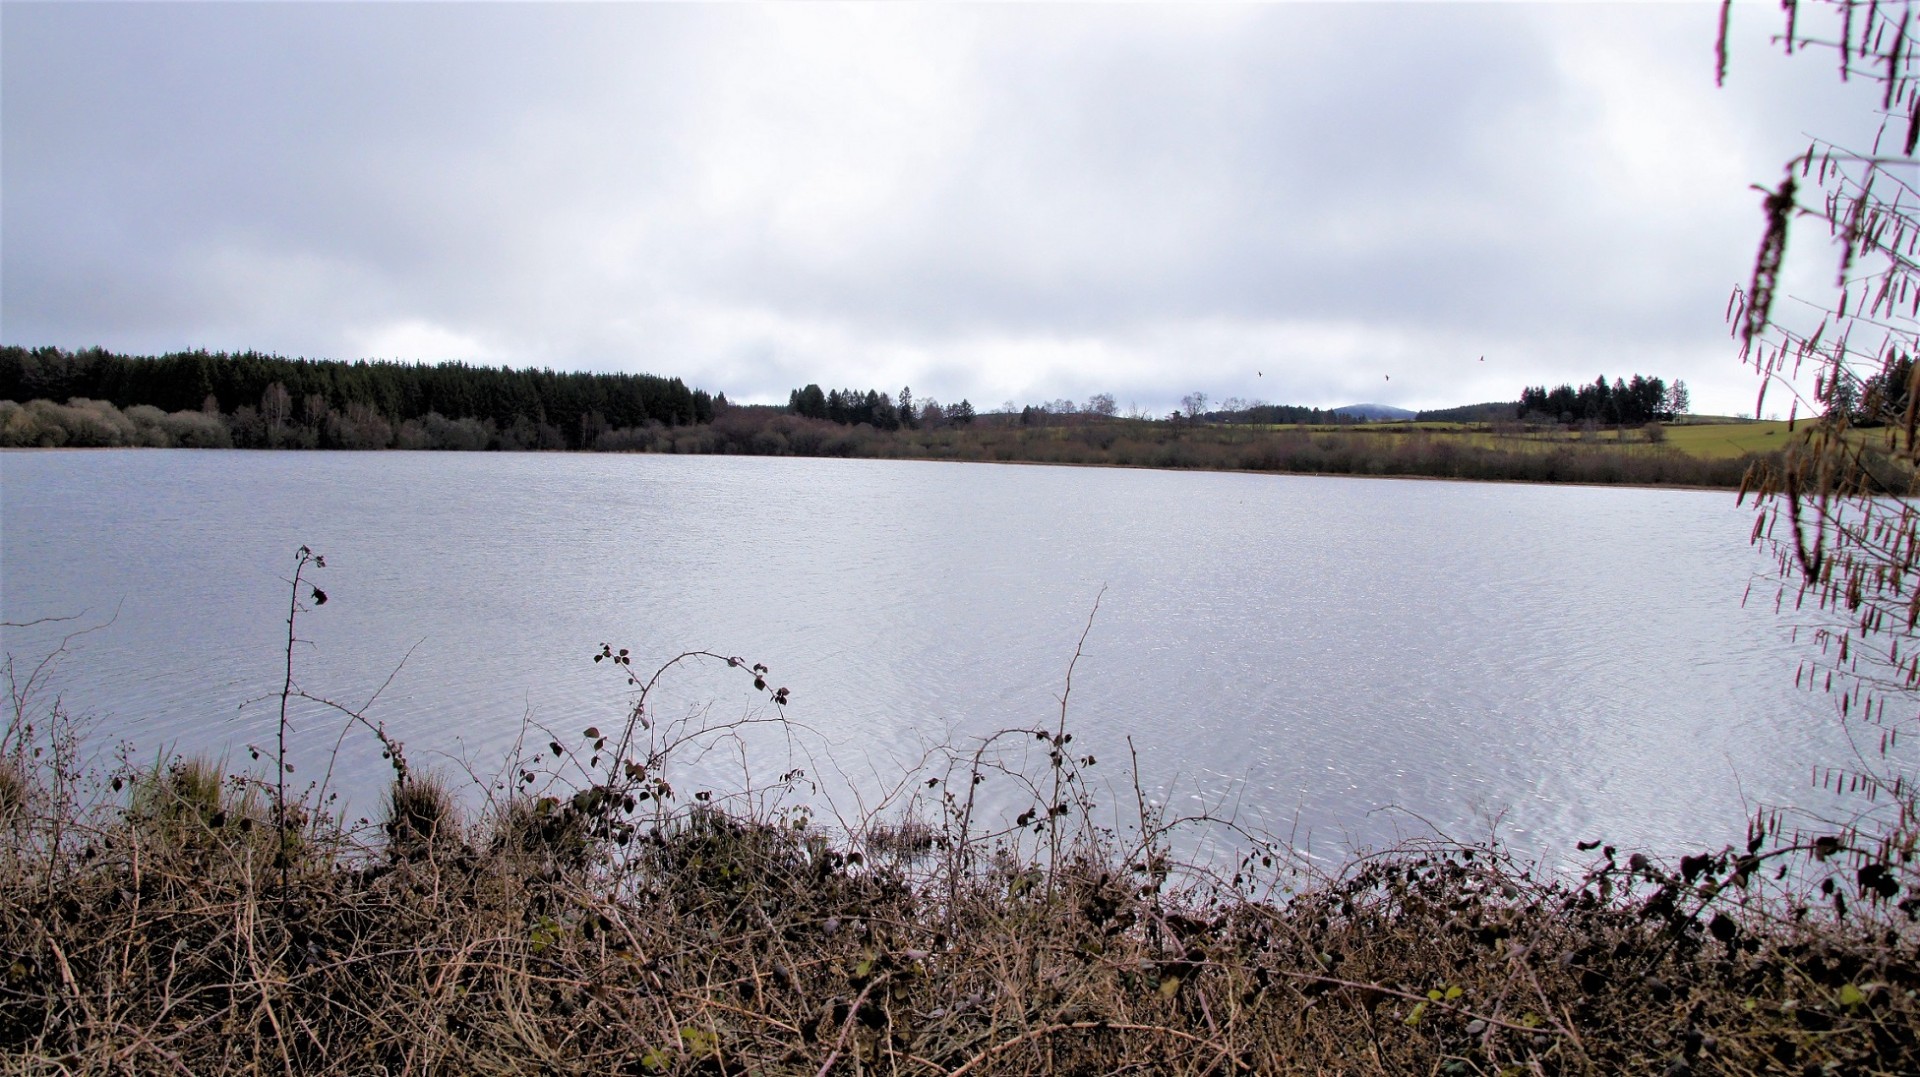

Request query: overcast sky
[{"left": 0, "top": 1, "right": 1897, "bottom": 416}]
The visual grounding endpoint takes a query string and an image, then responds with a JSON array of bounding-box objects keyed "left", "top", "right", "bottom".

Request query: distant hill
[
  {"left": 1414, "top": 401, "right": 1520, "bottom": 423},
  {"left": 1332, "top": 403, "right": 1417, "bottom": 421}
]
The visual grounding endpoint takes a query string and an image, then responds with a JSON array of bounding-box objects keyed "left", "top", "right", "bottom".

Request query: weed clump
[
  {"left": 0, "top": 757, "right": 26, "bottom": 827},
  {"left": 382, "top": 772, "right": 460, "bottom": 856},
  {"left": 126, "top": 755, "right": 266, "bottom": 859}
]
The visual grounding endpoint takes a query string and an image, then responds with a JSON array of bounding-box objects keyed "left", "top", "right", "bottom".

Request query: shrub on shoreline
[{"left": 0, "top": 398, "right": 233, "bottom": 450}]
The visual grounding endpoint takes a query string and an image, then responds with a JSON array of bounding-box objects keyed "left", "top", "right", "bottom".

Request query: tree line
[
  {"left": 787, "top": 384, "right": 975, "bottom": 428},
  {"left": 1518, "top": 375, "right": 1687, "bottom": 425},
  {"left": 1207, "top": 402, "right": 1358, "bottom": 425},
  {"left": 0, "top": 346, "right": 716, "bottom": 450},
  {"left": 1414, "top": 401, "right": 1522, "bottom": 423}
]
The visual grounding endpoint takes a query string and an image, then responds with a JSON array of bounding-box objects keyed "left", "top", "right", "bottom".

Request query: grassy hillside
[{"left": 1660, "top": 419, "right": 1805, "bottom": 458}]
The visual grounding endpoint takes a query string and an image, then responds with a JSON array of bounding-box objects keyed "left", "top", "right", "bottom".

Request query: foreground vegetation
[
  {"left": 4, "top": 569, "right": 1916, "bottom": 1076},
  {"left": 8, "top": 783, "right": 1917, "bottom": 1075},
  {"left": 6, "top": 720, "right": 1917, "bottom": 1075}
]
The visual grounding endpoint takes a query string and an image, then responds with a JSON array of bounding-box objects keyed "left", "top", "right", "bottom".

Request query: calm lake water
[{"left": 0, "top": 450, "right": 1853, "bottom": 866}]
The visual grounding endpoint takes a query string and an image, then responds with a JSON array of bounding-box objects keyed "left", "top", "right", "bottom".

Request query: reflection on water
[{"left": 0, "top": 449, "right": 1854, "bottom": 864}]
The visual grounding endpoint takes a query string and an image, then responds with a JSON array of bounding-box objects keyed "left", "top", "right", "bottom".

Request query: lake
[{"left": 0, "top": 449, "right": 1852, "bottom": 867}]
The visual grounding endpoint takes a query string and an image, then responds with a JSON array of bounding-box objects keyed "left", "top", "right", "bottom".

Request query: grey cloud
[{"left": 0, "top": 2, "right": 1888, "bottom": 414}]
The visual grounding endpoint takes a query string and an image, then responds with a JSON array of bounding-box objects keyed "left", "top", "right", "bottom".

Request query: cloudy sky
[{"left": 0, "top": 1, "right": 1895, "bottom": 416}]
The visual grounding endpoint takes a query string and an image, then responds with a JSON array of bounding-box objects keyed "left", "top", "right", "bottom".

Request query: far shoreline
[{"left": 0, "top": 439, "right": 1759, "bottom": 495}]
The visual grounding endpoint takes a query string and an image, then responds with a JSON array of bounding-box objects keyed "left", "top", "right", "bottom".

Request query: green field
[
  {"left": 1237, "top": 417, "right": 1803, "bottom": 461},
  {"left": 1659, "top": 419, "right": 1804, "bottom": 458}
]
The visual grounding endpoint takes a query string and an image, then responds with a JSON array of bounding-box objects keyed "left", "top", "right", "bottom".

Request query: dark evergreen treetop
[{"left": 1518, "top": 375, "right": 1675, "bottom": 425}]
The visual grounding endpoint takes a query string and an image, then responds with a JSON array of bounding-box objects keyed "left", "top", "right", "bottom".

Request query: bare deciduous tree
[
  {"left": 1664, "top": 379, "right": 1690, "bottom": 419},
  {"left": 260, "top": 382, "right": 292, "bottom": 431}
]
